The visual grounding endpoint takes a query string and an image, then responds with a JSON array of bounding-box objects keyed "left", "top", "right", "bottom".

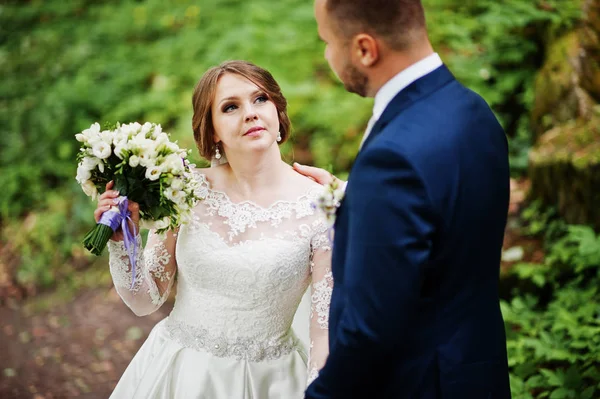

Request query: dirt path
[{"left": 0, "top": 288, "right": 171, "bottom": 398}]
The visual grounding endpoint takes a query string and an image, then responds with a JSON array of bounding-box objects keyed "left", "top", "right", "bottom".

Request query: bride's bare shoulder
[
  {"left": 285, "top": 167, "right": 324, "bottom": 193},
  {"left": 192, "top": 165, "right": 228, "bottom": 189}
]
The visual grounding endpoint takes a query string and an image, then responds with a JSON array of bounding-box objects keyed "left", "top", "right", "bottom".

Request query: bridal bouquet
[{"left": 75, "top": 122, "right": 202, "bottom": 265}]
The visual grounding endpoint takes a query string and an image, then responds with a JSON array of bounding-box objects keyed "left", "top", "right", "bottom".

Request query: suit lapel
[
  {"left": 337, "top": 66, "right": 455, "bottom": 215},
  {"left": 360, "top": 65, "right": 455, "bottom": 151}
]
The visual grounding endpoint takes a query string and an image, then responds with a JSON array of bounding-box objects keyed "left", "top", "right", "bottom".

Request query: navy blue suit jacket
[{"left": 306, "top": 66, "right": 511, "bottom": 399}]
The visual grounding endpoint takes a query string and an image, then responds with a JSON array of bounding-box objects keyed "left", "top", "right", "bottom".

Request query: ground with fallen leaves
[
  {"left": 0, "top": 179, "right": 538, "bottom": 398},
  {"left": 0, "top": 289, "right": 172, "bottom": 398}
]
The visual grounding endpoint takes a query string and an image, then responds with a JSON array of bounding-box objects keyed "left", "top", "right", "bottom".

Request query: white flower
[
  {"left": 81, "top": 157, "right": 97, "bottom": 170},
  {"left": 142, "top": 138, "right": 158, "bottom": 153},
  {"left": 129, "top": 155, "right": 140, "bottom": 167},
  {"left": 170, "top": 178, "right": 184, "bottom": 191},
  {"left": 140, "top": 122, "right": 153, "bottom": 137},
  {"left": 81, "top": 123, "right": 101, "bottom": 139},
  {"left": 145, "top": 166, "right": 162, "bottom": 181},
  {"left": 156, "top": 132, "right": 169, "bottom": 145},
  {"left": 113, "top": 129, "right": 129, "bottom": 146},
  {"left": 76, "top": 163, "right": 92, "bottom": 183},
  {"left": 99, "top": 130, "right": 114, "bottom": 145},
  {"left": 179, "top": 211, "right": 192, "bottom": 224},
  {"left": 163, "top": 186, "right": 176, "bottom": 202},
  {"left": 163, "top": 154, "right": 184, "bottom": 174},
  {"left": 172, "top": 190, "right": 186, "bottom": 205},
  {"left": 166, "top": 142, "right": 180, "bottom": 153},
  {"left": 138, "top": 152, "right": 150, "bottom": 168},
  {"left": 153, "top": 217, "right": 170, "bottom": 230},
  {"left": 86, "top": 135, "right": 102, "bottom": 148},
  {"left": 113, "top": 144, "right": 127, "bottom": 159},
  {"left": 164, "top": 187, "right": 185, "bottom": 205},
  {"left": 82, "top": 156, "right": 104, "bottom": 173},
  {"left": 139, "top": 150, "right": 158, "bottom": 168},
  {"left": 139, "top": 219, "right": 157, "bottom": 230},
  {"left": 81, "top": 180, "right": 98, "bottom": 199},
  {"left": 119, "top": 123, "right": 139, "bottom": 137},
  {"left": 128, "top": 133, "right": 144, "bottom": 148},
  {"left": 315, "top": 178, "right": 346, "bottom": 226},
  {"left": 92, "top": 142, "right": 112, "bottom": 159},
  {"left": 132, "top": 138, "right": 157, "bottom": 166},
  {"left": 75, "top": 133, "right": 87, "bottom": 143}
]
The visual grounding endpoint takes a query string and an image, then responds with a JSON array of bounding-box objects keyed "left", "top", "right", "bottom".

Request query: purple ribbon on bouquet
[{"left": 99, "top": 196, "right": 138, "bottom": 289}]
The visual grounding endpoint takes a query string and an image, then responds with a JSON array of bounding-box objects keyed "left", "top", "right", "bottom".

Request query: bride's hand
[
  {"left": 293, "top": 162, "right": 345, "bottom": 187},
  {"left": 95, "top": 181, "right": 140, "bottom": 241}
]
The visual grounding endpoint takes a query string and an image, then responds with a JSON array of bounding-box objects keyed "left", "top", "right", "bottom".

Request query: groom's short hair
[{"left": 324, "top": 0, "right": 427, "bottom": 50}]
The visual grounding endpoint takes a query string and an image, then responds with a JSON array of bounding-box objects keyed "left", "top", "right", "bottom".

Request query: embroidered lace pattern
[
  {"left": 108, "top": 234, "right": 174, "bottom": 309},
  {"left": 311, "top": 269, "right": 333, "bottom": 330}
]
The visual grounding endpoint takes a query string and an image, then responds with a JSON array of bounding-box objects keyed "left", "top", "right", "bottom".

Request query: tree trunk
[
  {"left": 529, "top": 0, "right": 600, "bottom": 228},
  {"left": 529, "top": 113, "right": 600, "bottom": 228}
]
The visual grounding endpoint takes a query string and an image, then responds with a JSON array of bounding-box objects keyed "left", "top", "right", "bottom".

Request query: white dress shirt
[{"left": 359, "top": 53, "right": 443, "bottom": 148}]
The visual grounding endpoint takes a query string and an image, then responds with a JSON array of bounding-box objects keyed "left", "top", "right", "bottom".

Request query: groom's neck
[{"left": 366, "top": 41, "right": 435, "bottom": 97}]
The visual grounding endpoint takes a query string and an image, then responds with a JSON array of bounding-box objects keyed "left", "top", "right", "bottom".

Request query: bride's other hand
[
  {"left": 94, "top": 181, "right": 140, "bottom": 241},
  {"left": 293, "top": 162, "right": 345, "bottom": 187}
]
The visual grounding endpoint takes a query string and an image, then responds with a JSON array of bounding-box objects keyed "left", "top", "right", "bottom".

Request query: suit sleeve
[{"left": 305, "top": 144, "right": 438, "bottom": 398}]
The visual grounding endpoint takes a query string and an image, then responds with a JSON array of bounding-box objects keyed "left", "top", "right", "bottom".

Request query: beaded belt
[{"left": 163, "top": 318, "right": 300, "bottom": 362}]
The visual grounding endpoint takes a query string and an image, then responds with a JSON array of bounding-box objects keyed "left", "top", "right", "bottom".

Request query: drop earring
[
  {"left": 277, "top": 132, "right": 282, "bottom": 142},
  {"left": 215, "top": 145, "right": 221, "bottom": 159}
]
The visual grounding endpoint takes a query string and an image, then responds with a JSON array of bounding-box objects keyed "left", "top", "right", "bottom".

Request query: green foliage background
[
  {"left": 504, "top": 205, "right": 600, "bottom": 398},
  {"left": 1, "top": 0, "right": 594, "bottom": 397}
]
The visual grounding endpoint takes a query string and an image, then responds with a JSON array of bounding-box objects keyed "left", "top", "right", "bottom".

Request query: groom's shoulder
[
  {"left": 369, "top": 86, "right": 500, "bottom": 164},
  {"left": 382, "top": 82, "right": 499, "bottom": 143}
]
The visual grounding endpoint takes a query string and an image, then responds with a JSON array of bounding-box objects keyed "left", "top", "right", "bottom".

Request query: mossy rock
[
  {"left": 531, "top": 0, "right": 600, "bottom": 143},
  {"left": 531, "top": 32, "right": 595, "bottom": 140},
  {"left": 580, "top": 0, "right": 600, "bottom": 100},
  {"left": 529, "top": 111, "right": 600, "bottom": 228}
]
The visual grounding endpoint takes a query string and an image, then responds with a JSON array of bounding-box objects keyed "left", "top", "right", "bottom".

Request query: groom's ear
[{"left": 353, "top": 33, "right": 379, "bottom": 67}]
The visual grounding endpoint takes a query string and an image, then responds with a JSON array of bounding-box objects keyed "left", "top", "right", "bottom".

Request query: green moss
[
  {"left": 531, "top": 32, "right": 580, "bottom": 132},
  {"left": 530, "top": 115, "right": 600, "bottom": 169}
]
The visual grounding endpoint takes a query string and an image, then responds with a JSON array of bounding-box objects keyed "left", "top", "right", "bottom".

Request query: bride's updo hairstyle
[{"left": 192, "top": 60, "right": 292, "bottom": 160}]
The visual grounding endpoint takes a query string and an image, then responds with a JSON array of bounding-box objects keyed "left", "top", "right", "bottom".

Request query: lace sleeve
[
  {"left": 307, "top": 223, "right": 333, "bottom": 385},
  {"left": 107, "top": 229, "right": 178, "bottom": 316}
]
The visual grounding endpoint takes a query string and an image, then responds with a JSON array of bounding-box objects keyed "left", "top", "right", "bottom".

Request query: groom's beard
[{"left": 341, "top": 62, "right": 368, "bottom": 97}]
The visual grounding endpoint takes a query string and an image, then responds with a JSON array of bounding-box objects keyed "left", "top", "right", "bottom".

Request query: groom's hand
[{"left": 293, "top": 162, "right": 345, "bottom": 187}]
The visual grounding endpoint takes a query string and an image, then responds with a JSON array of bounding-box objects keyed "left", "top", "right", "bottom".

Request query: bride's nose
[{"left": 245, "top": 108, "right": 258, "bottom": 122}]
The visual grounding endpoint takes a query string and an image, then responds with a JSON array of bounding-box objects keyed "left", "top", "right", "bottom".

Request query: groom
[{"left": 299, "top": 0, "right": 512, "bottom": 398}]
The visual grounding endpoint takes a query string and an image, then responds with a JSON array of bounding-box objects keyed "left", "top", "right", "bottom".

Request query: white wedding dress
[{"left": 107, "top": 172, "right": 333, "bottom": 398}]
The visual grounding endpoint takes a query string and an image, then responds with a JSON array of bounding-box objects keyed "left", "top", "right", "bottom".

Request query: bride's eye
[
  {"left": 223, "top": 103, "right": 237, "bottom": 113},
  {"left": 255, "top": 95, "right": 268, "bottom": 104}
]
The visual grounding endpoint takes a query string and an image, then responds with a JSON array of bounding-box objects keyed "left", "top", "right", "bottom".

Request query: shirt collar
[{"left": 372, "top": 53, "right": 443, "bottom": 120}]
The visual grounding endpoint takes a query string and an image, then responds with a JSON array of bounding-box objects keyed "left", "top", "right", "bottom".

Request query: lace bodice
[{"left": 107, "top": 171, "right": 332, "bottom": 384}]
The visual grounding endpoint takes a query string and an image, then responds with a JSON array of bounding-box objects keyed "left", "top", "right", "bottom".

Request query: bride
[{"left": 94, "top": 61, "right": 333, "bottom": 398}]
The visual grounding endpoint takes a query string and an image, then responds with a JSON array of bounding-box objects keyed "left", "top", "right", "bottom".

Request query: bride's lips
[{"left": 244, "top": 126, "right": 265, "bottom": 136}]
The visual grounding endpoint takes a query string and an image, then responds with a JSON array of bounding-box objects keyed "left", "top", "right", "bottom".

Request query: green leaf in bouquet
[
  {"left": 113, "top": 174, "right": 131, "bottom": 198},
  {"left": 149, "top": 205, "right": 166, "bottom": 219},
  {"left": 101, "top": 121, "right": 119, "bottom": 131}
]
